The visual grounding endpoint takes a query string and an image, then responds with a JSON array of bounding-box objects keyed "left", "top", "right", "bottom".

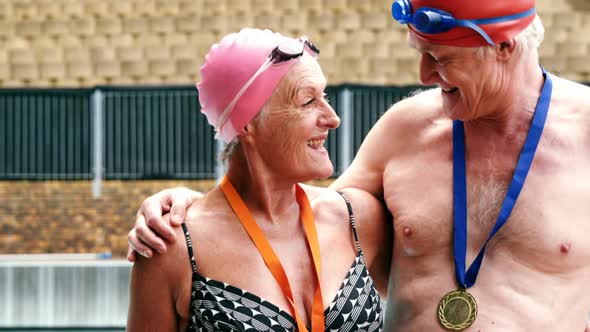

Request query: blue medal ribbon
[{"left": 452, "top": 68, "right": 552, "bottom": 289}]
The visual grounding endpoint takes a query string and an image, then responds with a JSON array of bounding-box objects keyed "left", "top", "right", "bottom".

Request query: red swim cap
[{"left": 397, "top": 0, "right": 536, "bottom": 47}]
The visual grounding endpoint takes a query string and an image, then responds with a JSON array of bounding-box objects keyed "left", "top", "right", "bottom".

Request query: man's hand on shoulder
[{"left": 127, "top": 187, "right": 203, "bottom": 262}]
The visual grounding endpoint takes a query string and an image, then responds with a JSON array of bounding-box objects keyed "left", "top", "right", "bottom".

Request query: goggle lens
[{"left": 271, "top": 38, "right": 320, "bottom": 63}]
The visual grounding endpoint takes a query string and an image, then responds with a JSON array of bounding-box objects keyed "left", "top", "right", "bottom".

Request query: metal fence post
[
  {"left": 338, "top": 88, "right": 353, "bottom": 173},
  {"left": 215, "top": 140, "right": 226, "bottom": 183},
  {"left": 92, "top": 89, "right": 104, "bottom": 198}
]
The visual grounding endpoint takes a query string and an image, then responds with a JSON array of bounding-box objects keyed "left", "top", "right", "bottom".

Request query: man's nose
[{"left": 419, "top": 53, "right": 439, "bottom": 86}]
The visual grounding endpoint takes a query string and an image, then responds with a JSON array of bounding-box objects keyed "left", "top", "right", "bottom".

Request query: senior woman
[{"left": 126, "top": 28, "right": 391, "bottom": 332}]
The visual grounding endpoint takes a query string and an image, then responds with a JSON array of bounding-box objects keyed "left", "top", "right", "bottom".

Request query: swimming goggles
[{"left": 391, "top": 0, "right": 536, "bottom": 45}]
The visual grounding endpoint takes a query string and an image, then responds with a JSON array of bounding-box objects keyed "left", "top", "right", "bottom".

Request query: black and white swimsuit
[{"left": 181, "top": 192, "right": 383, "bottom": 332}]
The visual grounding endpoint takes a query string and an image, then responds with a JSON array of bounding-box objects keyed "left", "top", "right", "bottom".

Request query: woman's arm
[{"left": 127, "top": 216, "right": 188, "bottom": 331}]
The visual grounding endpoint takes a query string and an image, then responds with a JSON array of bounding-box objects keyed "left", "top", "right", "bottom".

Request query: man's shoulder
[
  {"left": 550, "top": 76, "right": 590, "bottom": 150},
  {"left": 378, "top": 87, "right": 444, "bottom": 128},
  {"left": 551, "top": 75, "right": 590, "bottom": 110},
  {"left": 367, "top": 87, "right": 447, "bottom": 148},
  {"left": 396, "top": 87, "right": 443, "bottom": 109},
  {"left": 551, "top": 76, "right": 590, "bottom": 130}
]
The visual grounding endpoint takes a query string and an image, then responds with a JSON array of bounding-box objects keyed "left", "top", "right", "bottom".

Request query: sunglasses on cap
[
  {"left": 216, "top": 37, "right": 320, "bottom": 137},
  {"left": 391, "top": 0, "right": 536, "bottom": 46}
]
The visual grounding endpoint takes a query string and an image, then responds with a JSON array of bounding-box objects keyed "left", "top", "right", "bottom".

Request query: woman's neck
[{"left": 224, "top": 146, "right": 300, "bottom": 224}]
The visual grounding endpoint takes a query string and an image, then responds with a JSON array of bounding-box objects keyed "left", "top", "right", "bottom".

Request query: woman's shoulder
[
  {"left": 301, "top": 184, "right": 379, "bottom": 216},
  {"left": 184, "top": 188, "right": 233, "bottom": 226},
  {"left": 181, "top": 187, "right": 242, "bottom": 251},
  {"left": 299, "top": 184, "right": 350, "bottom": 225}
]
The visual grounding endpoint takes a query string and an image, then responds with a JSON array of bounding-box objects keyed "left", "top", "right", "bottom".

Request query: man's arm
[
  {"left": 327, "top": 104, "right": 412, "bottom": 296},
  {"left": 127, "top": 187, "right": 203, "bottom": 261},
  {"left": 330, "top": 103, "right": 406, "bottom": 196},
  {"left": 329, "top": 101, "right": 419, "bottom": 296},
  {"left": 331, "top": 89, "right": 430, "bottom": 196},
  {"left": 341, "top": 187, "right": 392, "bottom": 296}
]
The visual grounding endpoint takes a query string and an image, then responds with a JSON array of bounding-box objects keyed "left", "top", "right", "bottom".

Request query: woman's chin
[
  {"left": 314, "top": 163, "right": 334, "bottom": 180},
  {"left": 296, "top": 164, "right": 333, "bottom": 183}
]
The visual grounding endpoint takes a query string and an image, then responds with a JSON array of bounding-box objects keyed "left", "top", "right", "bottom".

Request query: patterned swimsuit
[{"left": 181, "top": 192, "right": 383, "bottom": 332}]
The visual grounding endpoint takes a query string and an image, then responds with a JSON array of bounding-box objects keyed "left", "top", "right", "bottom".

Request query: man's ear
[{"left": 495, "top": 38, "right": 518, "bottom": 62}]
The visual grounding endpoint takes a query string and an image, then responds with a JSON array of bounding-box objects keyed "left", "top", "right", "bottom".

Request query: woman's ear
[
  {"left": 240, "top": 123, "right": 256, "bottom": 144},
  {"left": 495, "top": 38, "right": 518, "bottom": 62}
]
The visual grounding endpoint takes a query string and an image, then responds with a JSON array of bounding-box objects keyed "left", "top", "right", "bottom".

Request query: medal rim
[{"left": 437, "top": 289, "right": 478, "bottom": 331}]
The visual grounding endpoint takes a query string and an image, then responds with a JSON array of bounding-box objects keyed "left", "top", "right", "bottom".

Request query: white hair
[
  {"left": 514, "top": 15, "right": 545, "bottom": 52},
  {"left": 477, "top": 15, "right": 545, "bottom": 57}
]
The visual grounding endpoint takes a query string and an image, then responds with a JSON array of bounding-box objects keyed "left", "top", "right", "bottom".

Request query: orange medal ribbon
[{"left": 220, "top": 175, "right": 324, "bottom": 332}]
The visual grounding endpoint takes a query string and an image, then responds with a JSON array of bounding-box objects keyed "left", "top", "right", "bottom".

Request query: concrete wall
[
  {"left": 0, "top": 179, "right": 332, "bottom": 257},
  {"left": 0, "top": 180, "right": 216, "bottom": 257},
  {"left": 0, "top": 0, "right": 588, "bottom": 88}
]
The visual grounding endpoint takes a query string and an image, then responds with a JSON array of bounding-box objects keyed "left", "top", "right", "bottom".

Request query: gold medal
[{"left": 437, "top": 289, "right": 477, "bottom": 331}]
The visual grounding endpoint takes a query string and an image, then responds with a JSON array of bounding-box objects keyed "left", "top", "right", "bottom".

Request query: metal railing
[
  {"left": 0, "top": 84, "right": 426, "bottom": 190},
  {"left": 0, "top": 89, "right": 93, "bottom": 180},
  {"left": 101, "top": 87, "right": 215, "bottom": 180}
]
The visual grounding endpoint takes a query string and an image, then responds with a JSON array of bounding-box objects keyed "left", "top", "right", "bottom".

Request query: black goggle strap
[{"left": 303, "top": 38, "right": 320, "bottom": 56}]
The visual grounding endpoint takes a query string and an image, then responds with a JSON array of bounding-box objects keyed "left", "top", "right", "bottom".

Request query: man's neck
[{"left": 465, "top": 58, "right": 545, "bottom": 137}]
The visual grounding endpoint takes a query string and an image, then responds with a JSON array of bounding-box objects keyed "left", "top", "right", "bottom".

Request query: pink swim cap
[
  {"left": 197, "top": 28, "right": 299, "bottom": 143},
  {"left": 400, "top": 0, "right": 536, "bottom": 47}
]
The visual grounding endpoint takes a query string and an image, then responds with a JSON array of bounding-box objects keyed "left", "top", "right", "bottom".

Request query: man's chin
[
  {"left": 442, "top": 106, "right": 457, "bottom": 119},
  {"left": 442, "top": 102, "right": 466, "bottom": 120}
]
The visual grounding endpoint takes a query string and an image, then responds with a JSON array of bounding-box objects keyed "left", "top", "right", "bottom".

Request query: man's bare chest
[{"left": 383, "top": 150, "right": 590, "bottom": 270}]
